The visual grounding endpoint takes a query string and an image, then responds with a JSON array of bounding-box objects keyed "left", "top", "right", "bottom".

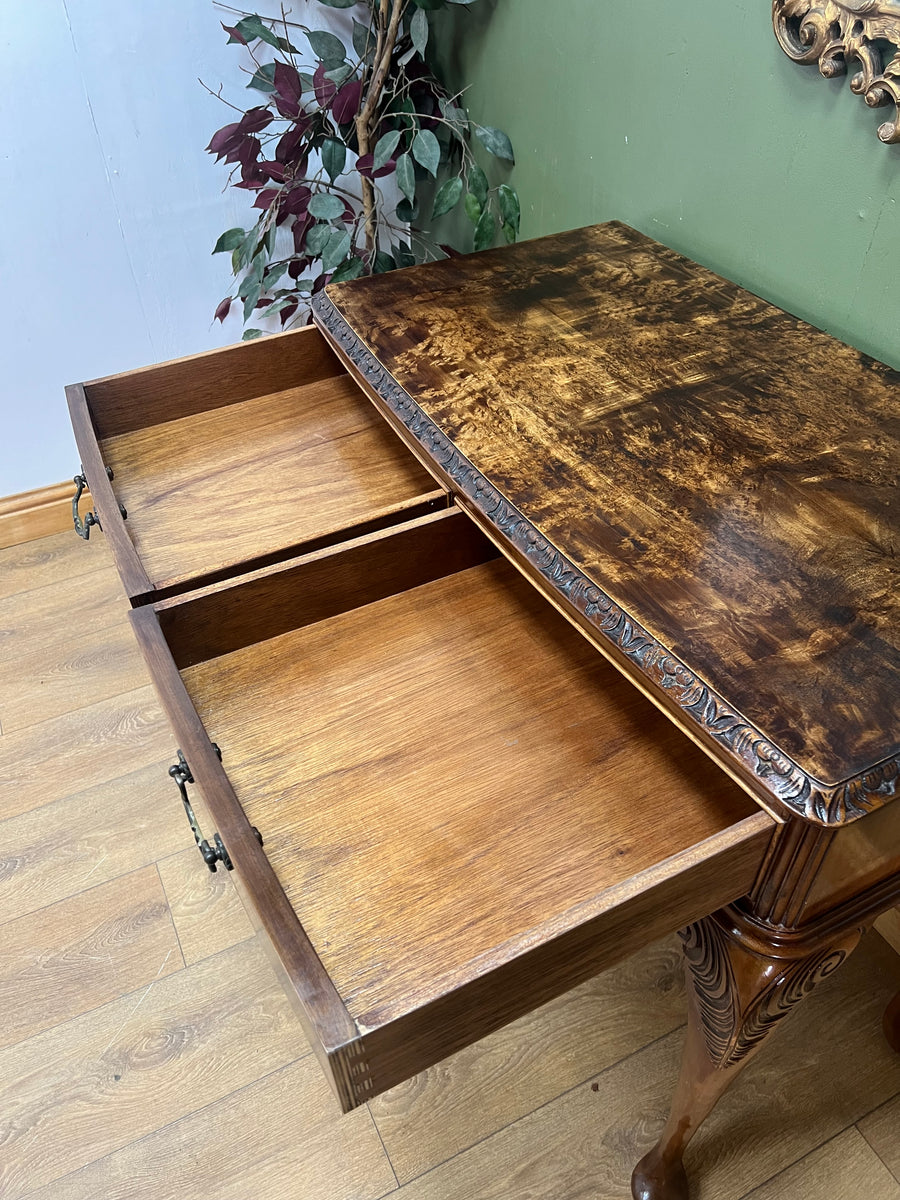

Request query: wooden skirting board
[{"left": 0, "top": 480, "right": 82, "bottom": 550}]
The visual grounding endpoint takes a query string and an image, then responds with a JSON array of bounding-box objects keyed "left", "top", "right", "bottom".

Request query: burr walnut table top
[{"left": 313, "top": 222, "right": 900, "bottom": 828}]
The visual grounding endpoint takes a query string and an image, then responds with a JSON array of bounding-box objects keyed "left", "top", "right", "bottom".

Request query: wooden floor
[{"left": 1, "top": 530, "right": 899, "bottom": 1200}]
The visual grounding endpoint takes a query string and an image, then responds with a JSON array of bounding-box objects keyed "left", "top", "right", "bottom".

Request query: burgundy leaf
[
  {"left": 282, "top": 184, "right": 312, "bottom": 215},
  {"left": 279, "top": 298, "right": 299, "bottom": 326},
  {"left": 214, "top": 296, "right": 233, "bottom": 322},
  {"left": 275, "top": 120, "right": 310, "bottom": 164},
  {"left": 313, "top": 62, "right": 337, "bottom": 109},
  {"left": 273, "top": 62, "right": 303, "bottom": 119},
  {"left": 289, "top": 250, "right": 312, "bottom": 277},
  {"left": 312, "top": 272, "right": 330, "bottom": 294},
  {"left": 253, "top": 187, "right": 281, "bottom": 210},
  {"left": 260, "top": 160, "right": 286, "bottom": 182},
  {"left": 331, "top": 78, "right": 362, "bottom": 125},
  {"left": 238, "top": 135, "right": 261, "bottom": 167},
  {"left": 206, "top": 122, "right": 242, "bottom": 160},
  {"left": 355, "top": 152, "right": 395, "bottom": 181},
  {"left": 237, "top": 106, "right": 274, "bottom": 135},
  {"left": 292, "top": 213, "right": 314, "bottom": 253},
  {"left": 221, "top": 22, "right": 247, "bottom": 45},
  {"left": 234, "top": 173, "right": 266, "bottom": 190}
]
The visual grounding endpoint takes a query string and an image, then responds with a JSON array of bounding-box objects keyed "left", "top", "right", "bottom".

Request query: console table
[{"left": 70, "top": 222, "right": 900, "bottom": 1199}]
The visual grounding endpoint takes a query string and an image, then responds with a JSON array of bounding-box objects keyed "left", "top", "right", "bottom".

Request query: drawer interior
[
  {"left": 77, "top": 326, "right": 442, "bottom": 598},
  {"left": 145, "top": 509, "right": 772, "bottom": 1105}
]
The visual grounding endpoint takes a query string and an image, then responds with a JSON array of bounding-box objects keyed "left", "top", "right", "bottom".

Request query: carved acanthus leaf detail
[{"left": 773, "top": 0, "right": 900, "bottom": 143}]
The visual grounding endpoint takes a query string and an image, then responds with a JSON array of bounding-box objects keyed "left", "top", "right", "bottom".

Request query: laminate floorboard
[
  {"left": 741, "top": 1128, "right": 900, "bottom": 1200},
  {"left": 2, "top": 530, "right": 898, "bottom": 1200}
]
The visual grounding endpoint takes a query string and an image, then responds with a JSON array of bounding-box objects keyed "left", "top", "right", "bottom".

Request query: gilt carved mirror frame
[{"left": 772, "top": 1, "right": 900, "bottom": 142}]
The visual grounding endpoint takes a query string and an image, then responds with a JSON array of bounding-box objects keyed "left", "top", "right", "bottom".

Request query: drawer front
[
  {"left": 132, "top": 508, "right": 775, "bottom": 1112},
  {"left": 67, "top": 324, "right": 446, "bottom": 605}
]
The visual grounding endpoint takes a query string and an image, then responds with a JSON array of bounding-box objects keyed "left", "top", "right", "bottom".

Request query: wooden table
[
  {"left": 309, "top": 222, "right": 900, "bottom": 1199},
  {"left": 73, "top": 221, "right": 900, "bottom": 1199}
]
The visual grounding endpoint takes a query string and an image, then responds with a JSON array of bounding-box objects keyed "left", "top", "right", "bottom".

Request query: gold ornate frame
[{"left": 772, "top": 1, "right": 900, "bottom": 143}]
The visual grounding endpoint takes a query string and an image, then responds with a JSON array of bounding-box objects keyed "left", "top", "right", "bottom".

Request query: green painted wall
[{"left": 434, "top": 0, "right": 900, "bottom": 367}]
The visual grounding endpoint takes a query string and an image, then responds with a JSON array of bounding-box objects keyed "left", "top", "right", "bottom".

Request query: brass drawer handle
[
  {"left": 168, "top": 746, "right": 263, "bottom": 873},
  {"left": 72, "top": 465, "right": 125, "bottom": 540}
]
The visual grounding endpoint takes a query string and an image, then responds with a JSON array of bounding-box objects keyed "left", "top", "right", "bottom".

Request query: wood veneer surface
[
  {"left": 181, "top": 557, "right": 759, "bottom": 1029},
  {"left": 322, "top": 222, "right": 900, "bottom": 790},
  {"left": 99, "top": 372, "right": 435, "bottom": 591}
]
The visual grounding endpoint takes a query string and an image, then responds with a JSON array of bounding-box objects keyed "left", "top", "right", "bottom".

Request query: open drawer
[
  {"left": 67, "top": 325, "right": 445, "bottom": 605},
  {"left": 131, "top": 507, "right": 775, "bottom": 1111}
]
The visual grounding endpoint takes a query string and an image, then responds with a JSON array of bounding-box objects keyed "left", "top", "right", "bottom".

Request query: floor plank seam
[
  {"left": 15, "top": 1053, "right": 316, "bottom": 1200},
  {"left": 0, "top": 752, "right": 174, "bottom": 835},
  {"left": 731, "top": 1123, "right": 864, "bottom": 1200},
  {"left": 365, "top": 1101, "right": 400, "bottom": 1193},
  {"left": 369, "top": 1021, "right": 689, "bottom": 1192},
  {"left": 0, "top": 858, "right": 173, "bottom": 935}
]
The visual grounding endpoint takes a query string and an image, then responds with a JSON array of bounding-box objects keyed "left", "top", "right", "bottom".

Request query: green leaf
[
  {"left": 236, "top": 231, "right": 259, "bottom": 272},
  {"left": 439, "top": 98, "right": 468, "bottom": 140},
  {"left": 324, "top": 63, "right": 354, "bottom": 86},
  {"left": 396, "top": 196, "right": 419, "bottom": 223},
  {"left": 316, "top": 0, "right": 358, "bottom": 7},
  {"left": 307, "top": 29, "right": 346, "bottom": 67},
  {"left": 322, "top": 138, "right": 346, "bottom": 182},
  {"left": 473, "top": 208, "right": 495, "bottom": 252},
  {"left": 396, "top": 152, "right": 415, "bottom": 202},
  {"left": 391, "top": 242, "right": 415, "bottom": 268},
  {"left": 352, "top": 19, "right": 372, "bottom": 61},
  {"left": 308, "top": 192, "right": 345, "bottom": 220},
  {"left": 238, "top": 254, "right": 265, "bottom": 298},
  {"left": 291, "top": 278, "right": 315, "bottom": 292},
  {"left": 299, "top": 72, "right": 316, "bottom": 92},
  {"left": 410, "top": 7, "right": 428, "bottom": 55},
  {"left": 258, "top": 295, "right": 299, "bottom": 319},
  {"left": 329, "top": 256, "right": 365, "bottom": 283},
  {"left": 412, "top": 0, "right": 444, "bottom": 8},
  {"left": 263, "top": 262, "right": 287, "bottom": 289},
  {"left": 473, "top": 124, "right": 515, "bottom": 163},
  {"left": 445, "top": 0, "right": 475, "bottom": 4},
  {"left": 305, "top": 224, "right": 332, "bottom": 255},
  {"left": 373, "top": 129, "right": 402, "bottom": 169},
  {"left": 501, "top": 221, "right": 517, "bottom": 245},
  {"left": 321, "top": 229, "right": 352, "bottom": 271},
  {"left": 233, "top": 15, "right": 280, "bottom": 48},
  {"left": 247, "top": 62, "right": 277, "bottom": 92},
  {"left": 431, "top": 176, "right": 463, "bottom": 220},
  {"left": 242, "top": 282, "right": 262, "bottom": 321},
  {"left": 464, "top": 192, "right": 482, "bottom": 225},
  {"left": 468, "top": 163, "right": 488, "bottom": 204},
  {"left": 212, "top": 228, "right": 245, "bottom": 254},
  {"left": 242, "top": 328, "right": 265, "bottom": 340},
  {"left": 412, "top": 129, "right": 440, "bottom": 177},
  {"left": 373, "top": 251, "right": 396, "bottom": 274},
  {"left": 497, "top": 183, "right": 520, "bottom": 234}
]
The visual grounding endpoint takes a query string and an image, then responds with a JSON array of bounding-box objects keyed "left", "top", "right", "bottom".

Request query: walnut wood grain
[
  {"left": 313, "top": 221, "right": 900, "bottom": 827},
  {"left": 83, "top": 323, "right": 343, "bottom": 439},
  {"left": 155, "top": 507, "right": 498, "bottom": 668},
  {"left": 137, "top": 518, "right": 775, "bottom": 1106},
  {"left": 68, "top": 325, "right": 445, "bottom": 605}
]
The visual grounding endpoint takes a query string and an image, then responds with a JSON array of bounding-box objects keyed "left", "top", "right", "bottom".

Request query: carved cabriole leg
[
  {"left": 886, "top": 990, "right": 900, "bottom": 1053},
  {"left": 631, "top": 905, "right": 867, "bottom": 1200}
]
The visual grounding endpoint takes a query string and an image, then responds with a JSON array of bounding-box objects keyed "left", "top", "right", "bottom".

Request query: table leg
[
  {"left": 885, "top": 990, "right": 900, "bottom": 1053},
  {"left": 631, "top": 907, "right": 866, "bottom": 1200}
]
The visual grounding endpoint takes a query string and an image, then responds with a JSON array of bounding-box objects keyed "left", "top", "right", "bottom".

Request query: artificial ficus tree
[{"left": 206, "top": 0, "right": 520, "bottom": 338}]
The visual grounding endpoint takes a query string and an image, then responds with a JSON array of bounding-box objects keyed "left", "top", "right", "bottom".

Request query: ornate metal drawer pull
[
  {"left": 72, "top": 465, "right": 125, "bottom": 540},
  {"left": 168, "top": 746, "right": 263, "bottom": 873}
]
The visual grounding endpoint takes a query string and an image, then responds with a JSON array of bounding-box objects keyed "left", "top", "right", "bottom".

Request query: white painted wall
[{"left": 0, "top": 1, "right": 280, "bottom": 495}]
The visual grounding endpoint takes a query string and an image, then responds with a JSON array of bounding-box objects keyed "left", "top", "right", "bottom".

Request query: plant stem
[{"left": 355, "top": 0, "right": 404, "bottom": 257}]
